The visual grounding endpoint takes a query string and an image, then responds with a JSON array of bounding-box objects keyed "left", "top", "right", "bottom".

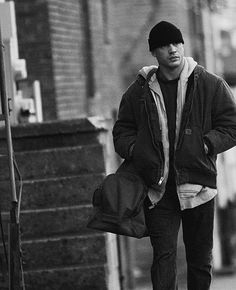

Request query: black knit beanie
[{"left": 148, "top": 21, "right": 184, "bottom": 51}]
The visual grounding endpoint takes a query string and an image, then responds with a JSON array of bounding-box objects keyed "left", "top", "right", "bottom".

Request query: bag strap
[
  {"left": 146, "top": 68, "right": 158, "bottom": 83},
  {"left": 137, "top": 67, "right": 158, "bottom": 88}
]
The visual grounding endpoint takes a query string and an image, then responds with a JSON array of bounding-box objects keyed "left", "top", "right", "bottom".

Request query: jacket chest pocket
[
  {"left": 179, "top": 126, "right": 210, "bottom": 168},
  {"left": 182, "top": 126, "right": 204, "bottom": 154}
]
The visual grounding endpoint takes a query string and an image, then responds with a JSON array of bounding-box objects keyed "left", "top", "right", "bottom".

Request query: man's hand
[{"left": 204, "top": 143, "right": 209, "bottom": 154}]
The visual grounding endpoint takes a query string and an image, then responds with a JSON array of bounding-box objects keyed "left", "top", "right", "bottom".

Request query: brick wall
[
  {"left": 47, "top": 0, "right": 87, "bottom": 119},
  {"left": 13, "top": 0, "right": 121, "bottom": 121},
  {"left": 14, "top": 0, "right": 57, "bottom": 120},
  {"left": 14, "top": 0, "right": 87, "bottom": 121}
]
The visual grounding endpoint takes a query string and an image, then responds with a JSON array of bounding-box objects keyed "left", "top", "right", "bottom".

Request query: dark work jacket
[{"left": 112, "top": 65, "right": 236, "bottom": 189}]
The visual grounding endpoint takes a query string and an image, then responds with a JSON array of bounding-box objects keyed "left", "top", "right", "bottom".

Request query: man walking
[{"left": 113, "top": 21, "right": 236, "bottom": 289}]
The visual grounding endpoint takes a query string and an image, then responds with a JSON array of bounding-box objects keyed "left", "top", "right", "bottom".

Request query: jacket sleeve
[
  {"left": 112, "top": 79, "right": 143, "bottom": 160},
  {"left": 204, "top": 78, "right": 236, "bottom": 155}
]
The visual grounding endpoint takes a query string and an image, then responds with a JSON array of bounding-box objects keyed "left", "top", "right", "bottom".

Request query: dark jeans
[{"left": 144, "top": 191, "right": 215, "bottom": 290}]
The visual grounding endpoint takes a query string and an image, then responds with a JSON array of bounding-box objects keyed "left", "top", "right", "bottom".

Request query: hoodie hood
[
  {"left": 180, "top": 57, "right": 197, "bottom": 80},
  {"left": 138, "top": 65, "right": 158, "bottom": 80},
  {"left": 138, "top": 57, "right": 197, "bottom": 82}
]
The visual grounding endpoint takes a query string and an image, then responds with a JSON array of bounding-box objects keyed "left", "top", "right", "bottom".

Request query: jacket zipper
[{"left": 158, "top": 176, "right": 164, "bottom": 185}]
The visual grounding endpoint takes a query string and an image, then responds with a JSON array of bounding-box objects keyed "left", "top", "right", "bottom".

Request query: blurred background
[{"left": 1, "top": 0, "right": 236, "bottom": 289}]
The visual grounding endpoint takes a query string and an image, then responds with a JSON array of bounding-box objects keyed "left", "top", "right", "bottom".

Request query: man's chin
[{"left": 168, "top": 60, "right": 182, "bottom": 69}]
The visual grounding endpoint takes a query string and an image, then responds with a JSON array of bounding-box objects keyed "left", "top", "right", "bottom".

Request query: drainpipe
[{"left": 81, "top": 0, "right": 96, "bottom": 114}]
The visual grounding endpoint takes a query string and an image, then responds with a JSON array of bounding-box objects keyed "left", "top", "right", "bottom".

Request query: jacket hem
[{"left": 177, "top": 169, "right": 217, "bottom": 188}]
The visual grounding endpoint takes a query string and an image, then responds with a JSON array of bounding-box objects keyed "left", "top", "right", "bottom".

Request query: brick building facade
[
  {"left": 13, "top": 0, "right": 119, "bottom": 120},
  {"left": 11, "top": 0, "right": 207, "bottom": 122}
]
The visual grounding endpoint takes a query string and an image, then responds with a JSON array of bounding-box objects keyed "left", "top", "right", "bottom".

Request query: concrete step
[
  {"left": 21, "top": 234, "right": 106, "bottom": 271},
  {"left": 1, "top": 205, "right": 97, "bottom": 240},
  {"left": 0, "top": 144, "right": 105, "bottom": 181},
  {"left": 24, "top": 264, "right": 107, "bottom": 290},
  {"left": 0, "top": 234, "right": 106, "bottom": 272},
  {"left": 20, "top": 205, "right": 95, "bottom": 239},
  {"left": 0, "top": 264, "right": 107, "bottom": 290},
  {"left": 0, "top": 118, "right": 104, "bottom": 153},
  {"left": 0, "top": 173, "right": 104, "bottom": 211}
]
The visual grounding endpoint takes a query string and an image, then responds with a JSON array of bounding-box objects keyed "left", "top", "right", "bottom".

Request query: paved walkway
[
  {"left": 211, "top": 272, "right": 236, "bottom": 290},
  {"left": 136, "top": 272, "right": 236, "bottom": 290}
]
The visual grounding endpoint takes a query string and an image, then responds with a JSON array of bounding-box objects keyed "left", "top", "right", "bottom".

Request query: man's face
[{"left": 153, "top": 43, "right": 184, "bottom": 70}]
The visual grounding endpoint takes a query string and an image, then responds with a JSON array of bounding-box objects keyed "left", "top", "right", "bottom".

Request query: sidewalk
[
  {"left": 211, "top": 271, "right": 236, "bottom": 290},
  {"left": 136, "top": 272, "right": 236, "bottom": 290}
]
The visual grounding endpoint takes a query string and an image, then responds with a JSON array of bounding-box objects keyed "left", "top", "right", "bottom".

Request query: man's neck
[{"left": 159, "top": 62, "right": 184, "bottom": 81}]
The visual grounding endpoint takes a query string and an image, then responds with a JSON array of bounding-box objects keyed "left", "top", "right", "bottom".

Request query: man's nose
[{"left": 168, "top": 44, "right": 177, "bottom": 53}]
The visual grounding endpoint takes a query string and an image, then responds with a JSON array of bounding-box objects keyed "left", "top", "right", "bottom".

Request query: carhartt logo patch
[{"left": 185, "top": 128, "right": 192, "bottom": 135}]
